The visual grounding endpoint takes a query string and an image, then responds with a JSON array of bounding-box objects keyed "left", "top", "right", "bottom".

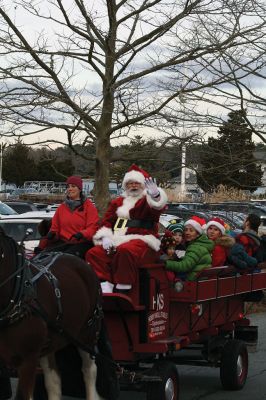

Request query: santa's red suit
[{"left": 86, "top": 165, "right": 168, "bottom": 289}]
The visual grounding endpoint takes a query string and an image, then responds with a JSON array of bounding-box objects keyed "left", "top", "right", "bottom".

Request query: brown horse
[{"left": 0, "top": 228, "right": 104, "bottom": 400}]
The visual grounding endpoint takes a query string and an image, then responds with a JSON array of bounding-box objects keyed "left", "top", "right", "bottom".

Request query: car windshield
[
  {"left": 0, "top": 202, "right": 17, "bottom": 215},
  {"left": 0, "top": 221, "right": 41, "bottom": 242}
]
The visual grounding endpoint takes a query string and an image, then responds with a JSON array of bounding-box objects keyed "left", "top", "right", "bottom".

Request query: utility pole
[{"left": 179, "top": 93, "right": 186, "bottom": 199}]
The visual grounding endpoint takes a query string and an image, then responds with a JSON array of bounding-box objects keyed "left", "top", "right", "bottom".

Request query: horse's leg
[
  {"left": 78, "top": 350, "right": 103, "bottom": 400},
  {"left": 39, "top": 355, "right": 61, "bottom": 400},
  {"left": 15, "top": 356, "right": 39, "bottom": 400}
]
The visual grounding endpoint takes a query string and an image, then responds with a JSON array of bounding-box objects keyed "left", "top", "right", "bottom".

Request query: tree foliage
[
  {"left": 3, "top": 141, "right": 37, "bottom": 186},
  {"left": 110, "top": 136, "right": 174, "bottom": 185},
  {"left": 197, "top": 110, "right": 263, "bottom": 192},
  {"left": 3, "top": 143, "right": 75, "bottom": 185}
]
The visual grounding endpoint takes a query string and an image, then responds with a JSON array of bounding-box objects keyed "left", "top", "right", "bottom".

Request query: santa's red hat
[
  {"left": 184, "top": 216, "right": 206, "bottom": 234},
  {"left": 122, "top": 164, "right": 150, "bottom": 189},
  {"left": 206, "top": 217, "right": 226, "bottom": 235}
]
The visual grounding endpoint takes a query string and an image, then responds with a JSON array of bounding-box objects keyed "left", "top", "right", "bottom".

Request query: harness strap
[
  {"left": 0, "top": 243, "right": 28, "bottom": 318},
  {"left": 29, "top": 253, "right": 64, "bottom": 320},
  {"left": 30, "top": 298, "right": 121, "bottom": 374}
]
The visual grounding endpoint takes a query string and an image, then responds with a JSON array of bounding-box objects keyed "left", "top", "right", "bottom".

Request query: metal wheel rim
[
  {"left": 237, "top": 354, "right": 244, "bottom": 379},
  {"left": 165, "top": 376, "right": 176, "bottom": 400}
]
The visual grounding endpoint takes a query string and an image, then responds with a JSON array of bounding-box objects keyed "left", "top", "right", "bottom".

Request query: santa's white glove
[
  {"left": 145, "top": 177, "right": 160, "bottom": 200},
  {"left": 102, "top": 237, "right": 114, "bottom": 250}
]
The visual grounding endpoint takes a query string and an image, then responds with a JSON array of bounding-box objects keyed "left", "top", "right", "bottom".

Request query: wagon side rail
[{"left": 170, "top": 265, "right": 266, "bottom": 303}]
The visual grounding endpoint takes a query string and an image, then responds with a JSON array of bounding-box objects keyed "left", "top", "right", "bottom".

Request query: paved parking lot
[{"left": 10, "top": 311, "right": 266, "bottom": 400}]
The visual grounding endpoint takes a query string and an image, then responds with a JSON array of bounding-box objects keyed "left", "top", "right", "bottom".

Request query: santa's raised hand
[{"left": 145, "top": 177, "right": 161, "bottom": 201}]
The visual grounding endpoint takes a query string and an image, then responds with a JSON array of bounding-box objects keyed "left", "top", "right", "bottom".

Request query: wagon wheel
[
  {"left": 146, "top": 360, "right": 179, "bottom": 400},
  {"left": 220, "top": 339, "right": 248, "bottom": 390}
]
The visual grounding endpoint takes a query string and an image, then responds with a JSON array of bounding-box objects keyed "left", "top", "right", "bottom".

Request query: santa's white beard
[{"left": 125, "top": 187, "right": 144, "bottom": 197}]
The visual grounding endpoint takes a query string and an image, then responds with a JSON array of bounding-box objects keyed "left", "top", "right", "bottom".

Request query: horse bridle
[
  {"left": 0, "top": 233, "right": 63, "bottom": 327},
  {"left": 0, "top": 232, "right": 30, "bottom": 326}
]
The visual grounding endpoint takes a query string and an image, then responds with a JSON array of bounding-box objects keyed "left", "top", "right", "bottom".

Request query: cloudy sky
[{"left": 0, "top": 0, "right": 265, "bottom": 147}]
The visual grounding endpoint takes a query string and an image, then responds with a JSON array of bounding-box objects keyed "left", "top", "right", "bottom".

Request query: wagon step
[{"left": 118, "top": 367, "right": 162, "bottom": 383}]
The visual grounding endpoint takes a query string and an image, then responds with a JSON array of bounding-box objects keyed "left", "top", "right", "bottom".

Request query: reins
[
  {"left": 0, "top": 260, "right": 25, "bottom": 289},
  {"left": 42, "top": 239, "right": 91, "bottom": 252},
  {"left": 0, "top": 233, "right": 29, "bottom": 319}
]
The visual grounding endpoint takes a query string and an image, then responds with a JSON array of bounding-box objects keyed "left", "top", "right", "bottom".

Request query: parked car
[
  {"left": 0, "top": 211, "right": 55, "bottom": 257},
  {"left": 4, "top": 201, "right": 39, "bottom": 214},
  {"left": 259, "top": 216, "right": 266, "bottom": 236},
  {"left": 165, "top": 204, "right": 212, "bottom": 222},
  {"left": 46, "top": 203, "right": 60, "bottom": 212},
  {"left": 209, "top": 210, "right": 246, "bottom": 230},
  {"left": 0, "top": 201, "right": 18, "bottom": 216},
  {"left": 159, "top": 213, "right": 182, "bottom": 234},
  {"left": 206, "top": 202, "right": 266, "bottom": 217},
  {"left": 34, "top": 203, "right": 49, "bottom": 210}
]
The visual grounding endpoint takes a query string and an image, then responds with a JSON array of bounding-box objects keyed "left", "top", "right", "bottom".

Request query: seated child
[
  {"left": 206, "top": 217, "right": 235, "bottom": 267},
  {"left": 206, "top": 217, "right": 258, "bottom": 272},
  {"left": 166, "top": 220, "right": 186, "bottom": 259},
  {"left": 160, "top": 233, "right": 179, "bottom": 262},
  {"left": 165, "top": 216, "right": 214, "bottom": 281}
]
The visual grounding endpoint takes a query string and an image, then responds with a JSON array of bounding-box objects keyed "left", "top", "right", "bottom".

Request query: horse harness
[
  {"left": 0, "top": 239, "right": 30, "bottom": 328},
  {"left": 0, "top": 249, "right": 103, "bottom": 359},
  {"left": 0, "top": 235, "right": 153, "bottom": 384}
]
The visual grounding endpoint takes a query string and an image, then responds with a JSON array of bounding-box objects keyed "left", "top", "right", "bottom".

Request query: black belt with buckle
[{"left": 114, "top": 217, "right": 155, "bottom": 230}]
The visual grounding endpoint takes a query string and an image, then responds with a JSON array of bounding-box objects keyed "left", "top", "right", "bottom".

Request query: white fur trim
[
  {"left": 116, "top": 193, "right": 144, "bottom": 218},
  {"left": 113, "top": 232, "right": 161, "bottom": 251},
  {"left": 101, "top": 281, "right": 114, "bottom": 293},
  {"left": 122, "top": 170, "right": 145, "bottom": 189},
  {"left": 116, "top": 283, "right": 132, "bottom": 290},
  {"left": 146, "top": 188, "right": 168, "bottom": 210},
  {"left": 206, "top": 221, "right": 225, "bottom": 235},
  {"left": 93, "top": 226, "right": 113, "bottom": 245},
  {"left": 185, "top": 219, "right": 206, "bottom": 234}
]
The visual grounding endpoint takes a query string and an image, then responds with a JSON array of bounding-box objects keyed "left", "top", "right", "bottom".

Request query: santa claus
[{"left": 86, "top": 164, "right": 168, "bottom": 293}]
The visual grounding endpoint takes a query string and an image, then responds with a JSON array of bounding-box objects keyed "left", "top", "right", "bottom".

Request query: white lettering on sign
[
  {"left": 148, "top": 310, "right": 168, "bottom": 338},
  {"left": 152, "top": 293, "right": 164, "bottom": 310},
  {"left": 148, "top": 311, "right": 168, "bottom": 322}
]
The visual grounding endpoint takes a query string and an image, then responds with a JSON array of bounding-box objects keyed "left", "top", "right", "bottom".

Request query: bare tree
[{"left": 0, "top": 0, "right": 265, "bottom": 212}]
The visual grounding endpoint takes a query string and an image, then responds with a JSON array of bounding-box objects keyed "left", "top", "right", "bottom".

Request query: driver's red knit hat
[{"left": 66, "top": 176, "right": 83, "bottom": 191}]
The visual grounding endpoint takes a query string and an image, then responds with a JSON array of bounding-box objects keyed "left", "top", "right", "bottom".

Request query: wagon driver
[
  {"left": 86, "top": 164, "right": 168, "bottom": 294},
  {"left": 44, "top": 175, "right": 99, "bottom": 258}
]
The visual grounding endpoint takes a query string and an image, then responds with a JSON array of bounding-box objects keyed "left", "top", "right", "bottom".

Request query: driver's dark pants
[{"left": 40, "top": 240, "right": 93, "bottom": 259}]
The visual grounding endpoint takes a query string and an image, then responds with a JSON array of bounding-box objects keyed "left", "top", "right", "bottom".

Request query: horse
[{"left": 0, "top": 227, "right": 105, "bottom": 400}]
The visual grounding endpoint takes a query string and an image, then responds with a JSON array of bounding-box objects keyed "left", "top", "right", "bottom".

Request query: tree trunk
[{"left": 94, "top": 134, "right": 112, "bottom": 216}]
